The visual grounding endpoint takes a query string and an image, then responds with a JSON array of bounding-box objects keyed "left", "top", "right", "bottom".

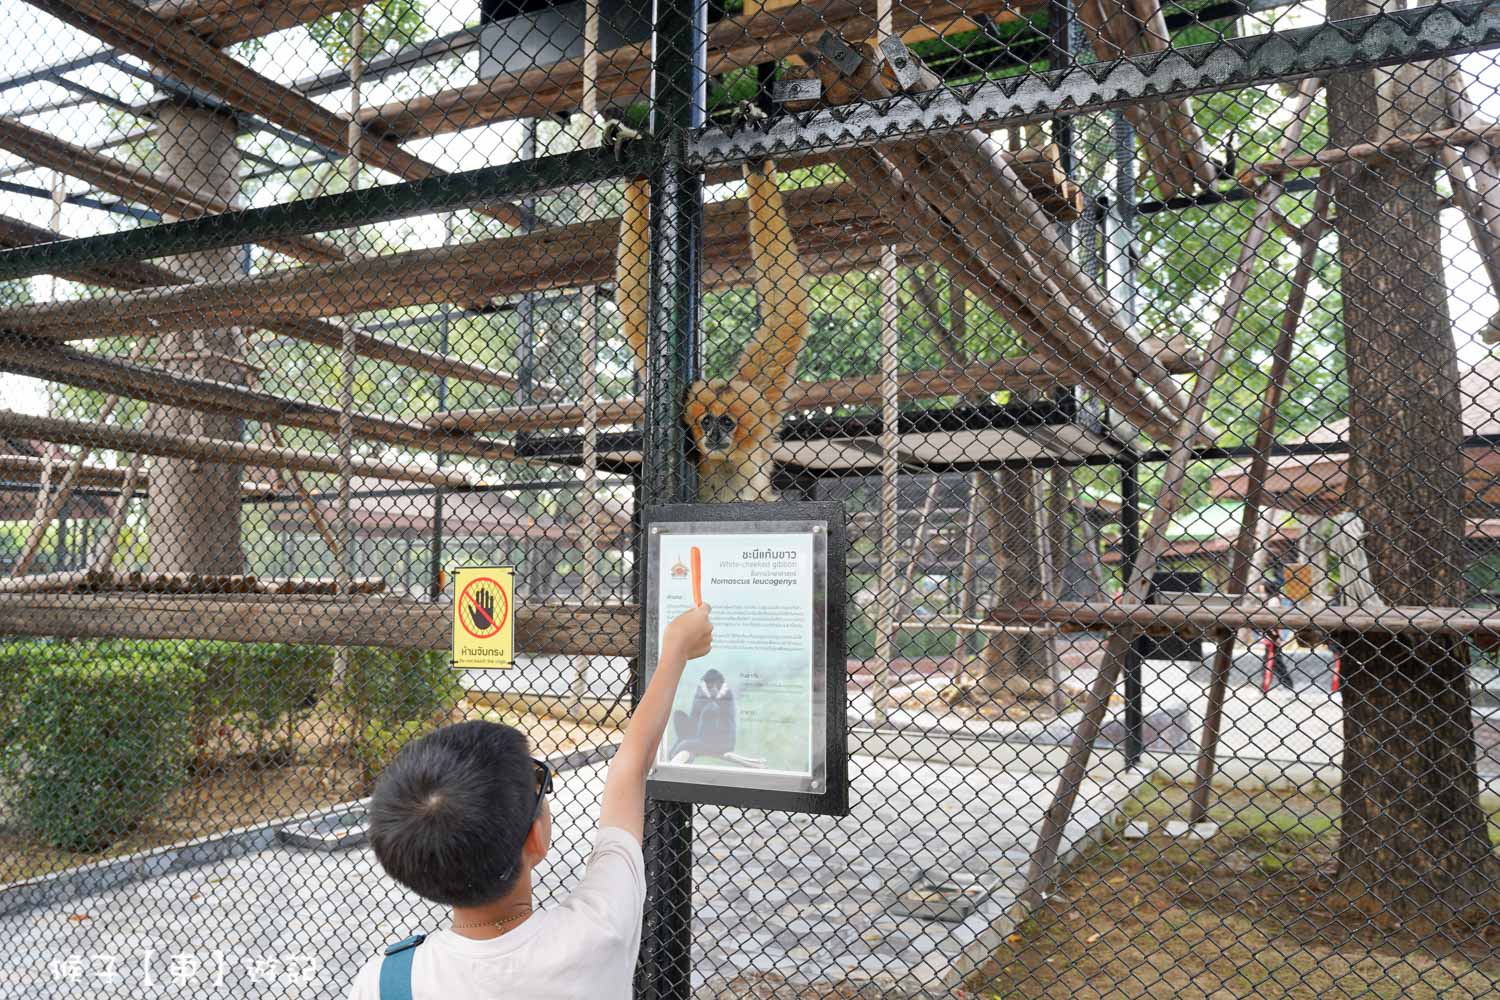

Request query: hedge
[
  {"left": 186, "top": 642, "right": 334, "bottom": 758},
  {"left": 342, "top": 648, "right": 464, "bottom": 784},
  {"left": 342, "top": 647, "right": 462, "bottom": 729},
  {"left": 0, "top": 639, "right": 462, "bottom": 851},
  {"left": 1, "top": 641, "right": 201, "bottom": 852}
]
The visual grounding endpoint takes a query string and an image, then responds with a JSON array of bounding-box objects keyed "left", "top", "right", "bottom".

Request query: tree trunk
[
  {"left": 1326, "top": 12, "right": 1497, "bottom": 930},
  {"left": 978, "top": 467, "right": 1052, "bottom": 698},
  {"left": 148, "top": 104, "right": 245, "bottom": 576}
]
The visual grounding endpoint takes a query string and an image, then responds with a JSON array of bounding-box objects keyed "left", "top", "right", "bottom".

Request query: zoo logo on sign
[{"left": 452, "top": 566, "right": 515, "bottom": 669}]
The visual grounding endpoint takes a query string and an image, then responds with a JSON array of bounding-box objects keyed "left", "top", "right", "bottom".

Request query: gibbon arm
[
  {"left": 616, "top": 177, "right": 652, "bottom": 374},
  {"left": 616, "top": 166, "right": 808, "bottom": 402},
  {"left": 737, "top": 161, "right": 811, "bottom": 405}
]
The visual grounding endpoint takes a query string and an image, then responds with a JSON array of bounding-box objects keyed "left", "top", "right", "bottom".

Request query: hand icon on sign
[{"left": 469, "top": 587, "right": 496, "bottom": 632}]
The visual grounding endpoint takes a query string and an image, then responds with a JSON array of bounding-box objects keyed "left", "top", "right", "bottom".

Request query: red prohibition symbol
[{"left": 458, "top": 576, "right": 510, "bottom": 639}]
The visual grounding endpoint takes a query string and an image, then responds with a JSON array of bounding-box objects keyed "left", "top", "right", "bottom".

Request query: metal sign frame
[{"left": 640, "top": 501, "right": 849, "bottom": 817}]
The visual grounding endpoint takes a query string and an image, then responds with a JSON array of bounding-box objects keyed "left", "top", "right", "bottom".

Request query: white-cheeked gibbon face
[{"left": 683, "top": 380, "right": 774, "bottom": 460}]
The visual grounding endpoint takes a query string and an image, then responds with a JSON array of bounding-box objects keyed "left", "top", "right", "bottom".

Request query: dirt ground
[
  {"left": 719, "top": 779, "right": 1500, "bottom": 999},
  {"left": 0, "top": 704, "right": 618, "bottom": 884},
  {"left": 972, "top": 778, "right": 1500, "bottom": 999},
  {"left": 879, "top": 655, "right": 1082, "bottom": 723}
]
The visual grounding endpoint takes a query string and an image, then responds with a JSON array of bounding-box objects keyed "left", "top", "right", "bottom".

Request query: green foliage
[
  {"left": 0, "top": 279, "right": 29, "bottom": 308},
  {"left": 342, "top": 648, "right": 459, "bottom": 787},
  {"left": 1, "top": 642, "right": 200, "bottom": 852},
  {"left": 307, "top": 0, "right": 429, "bottom": 64},
  {"left": 342, "top": 647, "right": 462, "bottom": 728},
  {"left": 0, "top": 638, "right": 51, "bottom": 746},
  {"left": 353, "top": 717, "right": 443, "bottom": 783},
  {"left": 708, "top": 67, "right": 760, "bottom": 115},
  {"left": 846, "top": 599, "right": 960, "bottom": 661},
  {"left": 186, "top": 643, "right": 334, "bottom": 756}
]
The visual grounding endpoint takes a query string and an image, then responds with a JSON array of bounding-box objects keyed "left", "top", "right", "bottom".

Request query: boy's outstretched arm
[{"left": 599, "top": 604, "right": 714, "bottom": 842}]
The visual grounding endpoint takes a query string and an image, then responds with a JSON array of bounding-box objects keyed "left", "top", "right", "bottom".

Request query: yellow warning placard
[{"left": 452, "top": 566, "right": 515, "bottom": 669}]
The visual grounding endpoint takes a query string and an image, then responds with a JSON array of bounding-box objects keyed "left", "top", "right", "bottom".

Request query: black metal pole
[
  {"left": 429, "top": 303, "right": 451, "bottom": 601},
  {"left": 1047, "top": 0, "right": 1077, "bottom": 217},
  {"left": 1120, "top": 456, "right": 1144, "bottom": 768},
  {"left": 635, "top": 0, "right": 705, "bottom": 994}
]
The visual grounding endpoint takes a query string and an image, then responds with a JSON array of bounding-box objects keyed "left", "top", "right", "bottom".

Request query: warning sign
[{"left": 452, "top": 566, "right": 515, "bottom": 669}]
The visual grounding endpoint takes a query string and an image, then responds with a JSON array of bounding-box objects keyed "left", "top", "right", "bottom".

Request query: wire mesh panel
[{"left": 1, "top": 0, "right": 1500, "bottom": 997}]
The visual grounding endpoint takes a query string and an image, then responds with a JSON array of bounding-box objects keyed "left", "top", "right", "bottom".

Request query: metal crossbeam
[
  {"left": 687, "top": 0, "right": 1500, "bottom": 163},
  {"left": 0, "top": 143, "right": 648, "bottom": 282},
  {"left": 291, "top": 25, "right": 482, "bottom": 97},
  {"left": 0, "top": 178, "right": 158, "bottom": 220}
]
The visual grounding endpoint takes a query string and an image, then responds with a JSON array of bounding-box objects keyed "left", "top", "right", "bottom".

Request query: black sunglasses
[
  {"left": 499, "top": 759, "right": 554, "bottom": 881},
  {"left": 526, "top": 758, "right": 554, "bottom": 828}
]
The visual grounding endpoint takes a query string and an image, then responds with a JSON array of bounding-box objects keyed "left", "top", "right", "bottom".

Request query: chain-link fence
[{"left": 2, "top": 0, "right": 1500, "bottom": 995}]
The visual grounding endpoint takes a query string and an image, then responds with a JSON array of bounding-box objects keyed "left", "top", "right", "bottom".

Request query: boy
[{"left": 347, "top": 604, "right": 714, "bottom": 1000}]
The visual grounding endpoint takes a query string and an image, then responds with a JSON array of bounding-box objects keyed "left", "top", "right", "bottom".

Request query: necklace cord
[{"left": 452, "top": 907, "right": 533, "bottom": 932}]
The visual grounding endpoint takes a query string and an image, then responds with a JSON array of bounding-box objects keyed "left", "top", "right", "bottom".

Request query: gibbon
[
  {"left": 667, "top": 669, "right": 767, "bottom": 768},
  {"left": 615, "top": 162, "right": 811, "bottom": 502}
]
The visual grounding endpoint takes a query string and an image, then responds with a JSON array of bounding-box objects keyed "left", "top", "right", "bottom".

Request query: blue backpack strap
[{"left": 378, "top": 934, "right": 426, "bottom": 1000}]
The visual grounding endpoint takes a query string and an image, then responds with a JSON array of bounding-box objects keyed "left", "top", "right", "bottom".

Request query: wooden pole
[
  {"left": 1438, "top": 71, "right": 1500, "bottom": 343},
  {"left": 983, "top": 597, "right": 1500, "bottom": 638},
  {"left": 263, "top": 318, "right": 532, "bottom": 393},
  {"left": 0, "top": 220, "right": 525, "bottom": 391},
  {"left": 87, "top": 432, "right": 148, "bottom": 576},
  {"left": 900, "top": 270, "right": 966, "bottom": 618},
  {"left": 0, "top": 454, "right": 134, "bottom": 487},
  {"left": 265, "top": 424, "right": 340, "bottom": 554},
  {"left": 0, "top": 335, "right": 519, "bottom": 463},
  {"left": 1186, "top": 184, "right": 1330, "bottom": 824},
  {"left": 430, "top": 358, "right": 1080, "bottom": 432},
  {"left": 0, "top": 408, "right": 473, "bottom": 486},
  {"left": 871, "top": 254, "right": 903, "bottom": 715},
  {"left": 902, "top": 477, "right": 942, "bottom": 593},
  {"left": 332, "top": 13, "right": 366, "bottom": 690},
  {"left": 26, "top": 457, "right": 56, "bottom": 558},
  {"left": 868, "top": 0, "right": 900, "bottom": 720},
  {"left": 1245, "top": 119, "right": 1500, "bottom": 179},
  {"left": 1020, "top": 79, "right": 1320, "bottom": 908},
  {"left": 27, "top": 0, "right": 528, "bottom": 229},
  {"left": 1072, "top": 0, "right": 1217, "bottom": 198},
  {"left": 1443, "top": 146, "right": 1500, "bottom": 334},
  {"left": 807, "top": 46, "right": 1186, "bottom": 439},
  {"left": 571, "top": 0, "right": 604, "bottom": 705},
  {"left": 2, "top": 187, "right": 896, "bottom": 337},
  {"left": 0, "top": 114, "right": 342, "bottom": 265},
  {"left": 356, "top": 0, "right": 1028, "bottom": 141},
  {"left": 1044, "top": 466, "right": 1069, "bottom": 600},
  {"left": 242, "top": 363, "right": 341, "bottom": 556}
]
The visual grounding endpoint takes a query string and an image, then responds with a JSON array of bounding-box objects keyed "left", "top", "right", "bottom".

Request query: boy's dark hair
[{"left": 368, "top": 720, "right": 537, "bottom": 906}]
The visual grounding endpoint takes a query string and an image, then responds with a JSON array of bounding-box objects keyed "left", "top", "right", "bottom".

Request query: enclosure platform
[
  {"left": 514, "top": 394, "right": 1137, "bottom": 475},
  {"left": 0, "top": 593, "right": 637, "bottom": 654}
]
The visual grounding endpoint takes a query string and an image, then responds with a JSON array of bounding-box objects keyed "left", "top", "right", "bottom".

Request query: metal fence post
[
  {"left": 1120, "top": 455, "right": 1144, "bottom": 768},
  {"left": 635, "top": 0, "right": 705, "bottom": 994}
]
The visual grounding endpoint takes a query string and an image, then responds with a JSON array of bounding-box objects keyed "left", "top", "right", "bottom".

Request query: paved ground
[
  {"left": 0, "top": 747, "right": 1129, "bottom": 999},
  {"left": 1053, "top": 640, "right": 1500, "bottom": 776}
]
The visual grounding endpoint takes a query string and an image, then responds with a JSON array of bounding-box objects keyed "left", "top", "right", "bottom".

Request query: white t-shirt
[{"left": 348, "top": 826, "right": 646, "bottom": 1000}]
